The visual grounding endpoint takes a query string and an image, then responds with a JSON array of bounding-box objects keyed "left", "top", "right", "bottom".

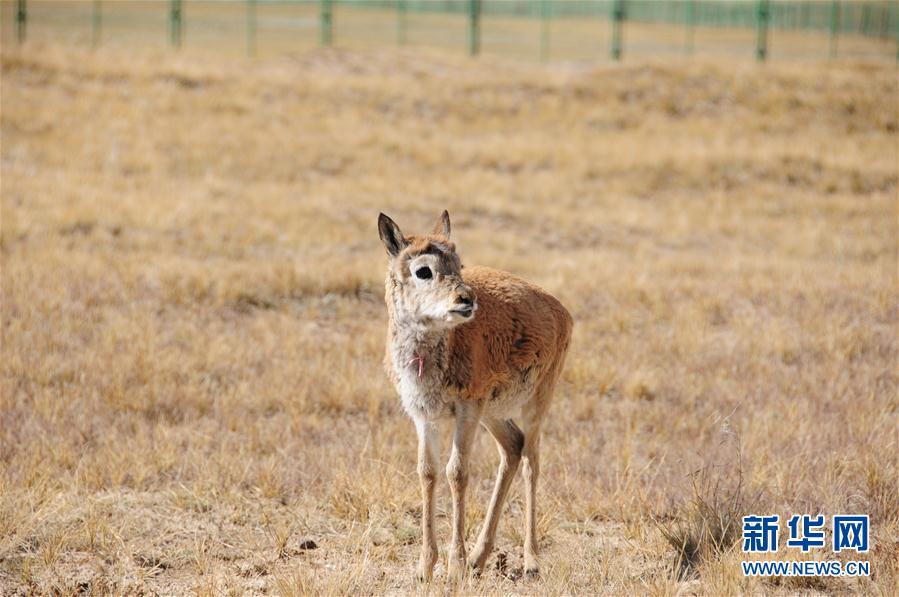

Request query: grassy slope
[{"left": 1, "top": 42, "right": 897, "bottom": 595}]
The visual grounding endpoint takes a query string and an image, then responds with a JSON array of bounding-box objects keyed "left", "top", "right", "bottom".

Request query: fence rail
[
  {"left": 6, "top": 0, "right": 899, "bottom": 62},
  {"left": 341, "top": 0, "right": 896, "bottom": 35}
]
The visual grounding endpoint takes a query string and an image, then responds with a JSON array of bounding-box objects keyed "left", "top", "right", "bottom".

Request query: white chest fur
[
  {"left": 388, "top": 326, "right": 455, "bottom": 422},
  {"left": 395, "top": 365, "right": 454, "bottom": 421}
]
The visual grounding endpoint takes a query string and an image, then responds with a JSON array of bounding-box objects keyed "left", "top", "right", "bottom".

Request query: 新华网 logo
[{"left": 740, "top": 514, "right": 870, "bottom": 577}]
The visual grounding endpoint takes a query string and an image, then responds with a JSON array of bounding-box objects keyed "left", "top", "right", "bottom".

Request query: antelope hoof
[
  {"left": 415, "top": 550, "right": 437, "bottom": 583},
  {"left": 415, "top": 566, "right": 432, "bottom": 584},
  {"left": 448, "top": 556, "right": 467, "bottom": 582},
  {"left": 524, "top": 554, "right": 540, "bottom": 580},
  {"left": 467, "top": 546, "right": 491, "bottom": 573}
]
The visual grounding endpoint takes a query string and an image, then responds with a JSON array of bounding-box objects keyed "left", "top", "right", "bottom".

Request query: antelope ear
[
  {"left": 432, "top": 210, "right": 451, "bottom": 238},
  {"left": 378, "top": 213, "right": 407, "bottom": 257}
]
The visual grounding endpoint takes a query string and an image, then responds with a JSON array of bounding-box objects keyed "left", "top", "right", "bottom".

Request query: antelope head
[{"left": 378, "top": 210, "right": 476, "bottom": 329}]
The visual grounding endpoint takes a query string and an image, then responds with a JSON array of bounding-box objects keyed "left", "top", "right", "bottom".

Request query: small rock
[{"left": 369, "top": 528, "right": 392, "bottom": 546}]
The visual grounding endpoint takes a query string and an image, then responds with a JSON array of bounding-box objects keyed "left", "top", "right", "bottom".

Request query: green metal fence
[{"left": 7, "top": 0, "right": 899, "bottom": 62}]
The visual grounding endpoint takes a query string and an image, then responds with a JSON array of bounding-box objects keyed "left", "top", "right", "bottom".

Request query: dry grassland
[{"left": 1, "top": 38, "right": 897, "bottom": 595}]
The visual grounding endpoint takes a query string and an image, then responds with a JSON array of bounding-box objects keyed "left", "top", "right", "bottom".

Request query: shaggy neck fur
[{"left": 385, "top": 270, "right": 453, "bottom": 383}]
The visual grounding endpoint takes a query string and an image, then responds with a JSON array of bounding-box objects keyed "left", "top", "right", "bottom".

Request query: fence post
[
  {"left": 861, "top": 3, "right": 871, "bottom": 35},
  {"left": 397, "top": 0, "right": 406, "bottom": 46},
  {"left": 895, "top": 1, "right": 899, "bottom": 63},
  {"left": 755, "top": 0, "right": 769, "bottom": 61},
  {"left": 540, "top": 0, "right": 549, "bottom": 61},
  {"left": 247, "top": 0, "right": 256, "bottom": 57},
  {"left": 169, "top": 0, "right": 182, "bottom": 48},
  {"left": 829, "top": 0, "right": 840, "bottom": 60},
  {"left": 685, "top": 0, "right": 695, "bottom": 55},
  {"left": 890, "top": 0, "right": 898, "bottom": 63},
  {"left": 611, "top": 0, "right": 624, "bottom": 61},
  {"left": 16, "top": 0, "right": 26, "bottom": 44},
  {"left": 468, "top": 0, "right": 481, "bottom": 56},
  {"left": 92, "top": 0, "right": 101, "bottom": 48},
  {"left": 880, "top": 1, "right": 890, "bottom": 40},
  {"left": 321, "top": 0, "right": 333, "bottom": 46}
]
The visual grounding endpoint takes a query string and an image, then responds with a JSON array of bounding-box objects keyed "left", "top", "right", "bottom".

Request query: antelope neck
[{"left": 390, "top": 318, "right": 449, "bottom": 379}]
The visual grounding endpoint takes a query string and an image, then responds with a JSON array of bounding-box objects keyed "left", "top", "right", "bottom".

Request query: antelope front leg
[
  {"left": 415, "top": 419, "right": 440, "bottom": 582},
  {"left": 445, "top": 401, "right": 482, "bottom": 581},
  {"left": 522, "top": 425, "right": 542, "bottom": 578}
]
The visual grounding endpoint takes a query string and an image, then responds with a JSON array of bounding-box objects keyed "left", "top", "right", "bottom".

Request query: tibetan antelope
[{"left": 378, "top": 210, "right": 573, "bottom": 582}]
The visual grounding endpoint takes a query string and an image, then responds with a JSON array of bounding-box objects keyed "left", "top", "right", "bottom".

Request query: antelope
[{"left": 378, "top": 210, "right": 573, "bottom": 582}]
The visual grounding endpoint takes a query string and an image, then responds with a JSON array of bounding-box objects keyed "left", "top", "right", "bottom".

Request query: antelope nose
[{"left": 457, "top": 295, "right": 472, "bottom": 306}]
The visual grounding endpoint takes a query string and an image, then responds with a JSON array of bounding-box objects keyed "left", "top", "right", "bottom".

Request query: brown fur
[{"left": 447, "top": 266, "right": 572, "bottom": 400}]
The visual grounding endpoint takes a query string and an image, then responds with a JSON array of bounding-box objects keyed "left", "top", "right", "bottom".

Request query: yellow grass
[{"left": 1, "top": 34, "right": 897, "bottom": 595}]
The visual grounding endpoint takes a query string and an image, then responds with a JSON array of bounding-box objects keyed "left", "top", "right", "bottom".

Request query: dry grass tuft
[
  {"left": 656, "top": 466, "right": 753, "bottom": 580},
  {"left": 864, "top": 457, "right": 899, "bottom": 526}
]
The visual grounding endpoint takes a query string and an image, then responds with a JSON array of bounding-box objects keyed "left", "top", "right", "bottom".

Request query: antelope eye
[{"left": 414, "top": 266, "right": 432, "bottom": 280}]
